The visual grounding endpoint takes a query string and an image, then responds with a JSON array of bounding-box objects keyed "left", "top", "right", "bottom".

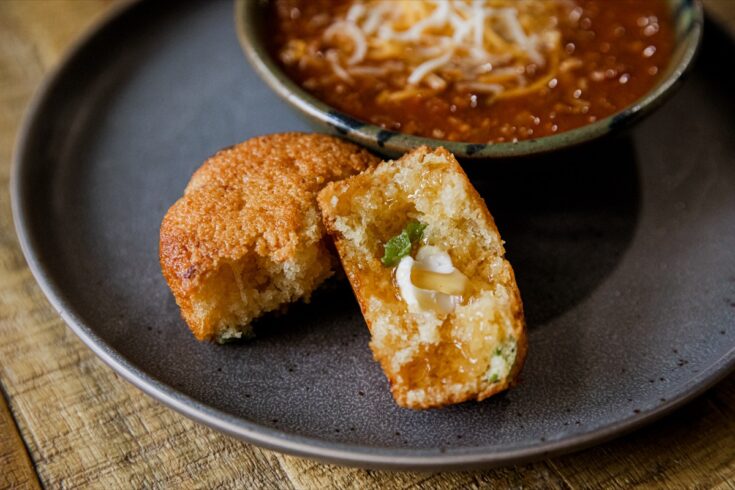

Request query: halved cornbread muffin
[
  {"left": 160, "top": 133, "right": 380, "bottom": 342},
  {"left": 317, "top": 146, "right": 526, "bottom": 409}
]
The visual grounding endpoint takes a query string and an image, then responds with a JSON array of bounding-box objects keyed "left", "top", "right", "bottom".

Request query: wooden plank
[
  {"left": 549, "top": 377, "right": 735, "bottom": 489},
  {"left": 0, "top": 1, "right": 733, "bottom": 488},
  {"left": 0, "top": 389, "right": 41, "bottom": 490},
  {"left": 277, "top": 457, "right": 570, "bottom": 489}
]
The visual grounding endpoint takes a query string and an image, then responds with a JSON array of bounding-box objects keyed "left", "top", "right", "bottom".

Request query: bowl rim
[{"left": 235, "top": 0, "right": 704, "bottom": 159}]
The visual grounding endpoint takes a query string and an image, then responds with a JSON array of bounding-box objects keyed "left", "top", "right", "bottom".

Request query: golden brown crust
[
  {"left": 160, "top": 133, "right": 379, "bottom": 340},
  {"left": 318, "top": 146, "right": 527, "bottom": 409}
]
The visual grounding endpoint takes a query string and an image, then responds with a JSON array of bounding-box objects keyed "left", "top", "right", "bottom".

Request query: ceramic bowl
[{"left": 236, "top": 0, "right": 703, "bottom": 159}]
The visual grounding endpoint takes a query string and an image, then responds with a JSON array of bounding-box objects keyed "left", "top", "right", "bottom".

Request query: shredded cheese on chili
[{"left": 308, "top": 0, "right": 574, "bottom": 103}]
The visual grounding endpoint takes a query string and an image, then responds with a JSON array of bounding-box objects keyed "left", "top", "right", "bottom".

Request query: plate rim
[{"left": 9, "top": 0, "right": 735, "bottom": 470}]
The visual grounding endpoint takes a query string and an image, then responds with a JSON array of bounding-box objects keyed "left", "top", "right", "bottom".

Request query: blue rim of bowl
[
  {"left": 236, "top": 0, "right": 704, "bottom": 158},
  {"left": 10, "top": 0, "right": 735, "bottom": 472}
]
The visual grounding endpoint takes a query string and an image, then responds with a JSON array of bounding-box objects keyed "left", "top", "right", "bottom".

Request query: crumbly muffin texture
[
  {"left": 159, "top": 133, "right": 380, "bottom": 341},
  {"left": 318, "top": 146, "right": 526, "bottom": 409}
]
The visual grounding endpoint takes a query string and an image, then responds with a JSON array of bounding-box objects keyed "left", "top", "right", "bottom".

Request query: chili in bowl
[{"left": 236, "top": 0, "right": 702, "bottom": 159}]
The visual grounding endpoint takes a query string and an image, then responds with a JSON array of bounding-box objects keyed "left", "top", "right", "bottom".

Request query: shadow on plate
[{"left": 464, "top": 135, "right": 641, "bottom": 327}]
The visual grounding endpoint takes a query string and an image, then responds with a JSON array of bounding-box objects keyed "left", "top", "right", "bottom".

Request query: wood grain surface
[{"left": 1, "top": 1, "right": 734, "bottom": 488}]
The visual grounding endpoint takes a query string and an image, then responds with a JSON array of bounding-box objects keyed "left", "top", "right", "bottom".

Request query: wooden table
[{"left": 1, "top": 1, "right": 734, "bottom": 488}]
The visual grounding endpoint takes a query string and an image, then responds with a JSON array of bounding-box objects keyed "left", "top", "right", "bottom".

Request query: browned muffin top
[{"left": 160, "top": 133, "right": 380, "bottom": 305}]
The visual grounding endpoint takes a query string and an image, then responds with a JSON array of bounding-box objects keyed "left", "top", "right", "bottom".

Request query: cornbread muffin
[
  {"left": 318, "top": 147, "right": 526, "bottom": 409},
  {"left": 160, "top": 133, "right": 379, "bottom": 342}
]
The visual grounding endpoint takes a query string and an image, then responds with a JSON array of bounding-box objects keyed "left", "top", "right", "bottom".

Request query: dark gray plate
[{"left": 11, "top": 0, "right": 735, "bottom": 470}]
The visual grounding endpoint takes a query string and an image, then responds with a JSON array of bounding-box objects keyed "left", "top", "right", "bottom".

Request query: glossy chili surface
[{"left": 268, "top": 0, "right": 674, "bottom": 143}]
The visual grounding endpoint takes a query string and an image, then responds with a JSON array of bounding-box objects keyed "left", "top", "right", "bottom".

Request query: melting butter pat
[{"left": 395, "top": 246, "right": 468, "bottom": 315}]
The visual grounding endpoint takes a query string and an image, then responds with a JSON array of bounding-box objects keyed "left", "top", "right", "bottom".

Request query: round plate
[{"left": 11, "top": 0, "right": 735, "bottom": 470}]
